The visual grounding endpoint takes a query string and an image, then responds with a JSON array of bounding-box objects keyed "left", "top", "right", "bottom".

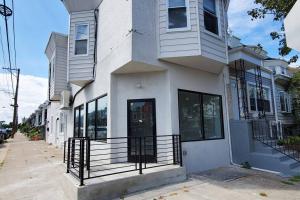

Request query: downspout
[
  {"left": 271, "top": 74, "right": 280, "bottom": 137},
  {"left": 223, "top": 67, "right": 234, "bottom": 165},
  {"left": 71, "top": 9, "right": 99, "bottom": 105}
]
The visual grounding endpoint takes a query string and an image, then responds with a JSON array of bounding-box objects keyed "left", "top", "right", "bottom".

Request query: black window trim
[
  {"left": 74, "top": 104, "right": 84, "bottom": 138},
  {"left": 85, "top": 94, "right": 108, "bottom": 141},
  {"left": 178, "top": 89, "right": 225, "bottom": 143}
]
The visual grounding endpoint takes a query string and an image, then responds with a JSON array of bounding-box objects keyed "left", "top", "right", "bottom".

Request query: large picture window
[
  {"left": 74, "top": 105, "right": 84, "bottom": 137},
  {"left": 86, "top": 95, "right": 108, "bottom": 140},
  {"left": 248, "top": 84, "right": 271, "bottom": 113},
  {"left": 203, "top": 0, "right": 219, "bottom": 35},
  {"left": 178, "top": 90, "right": 224, "bottom": 142},
  {"left": 75, "top": 24, "right": 89, "bottom": 55},
  {"left": 168, "top": 0, "right": 189, "bottom": 29}
]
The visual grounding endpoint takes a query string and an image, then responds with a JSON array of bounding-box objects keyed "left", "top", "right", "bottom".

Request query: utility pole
[{"left": 3, "top": 68, "right": 20, "bottom": 137}]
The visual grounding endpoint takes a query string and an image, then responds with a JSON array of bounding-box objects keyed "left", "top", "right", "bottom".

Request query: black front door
[{"left": 127, "top": 99, "right": 157, "bottom": 163}]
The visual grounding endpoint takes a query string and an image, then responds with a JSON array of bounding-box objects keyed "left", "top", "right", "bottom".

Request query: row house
[{"left": 42, "top": 0, "right": 299, "bottom": 199}]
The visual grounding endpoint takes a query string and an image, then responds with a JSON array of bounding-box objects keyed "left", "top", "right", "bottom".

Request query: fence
[
  {"left": 64, "top": 135, "right": 182, "bottom": 185},
  {"left": 252, "top": 120, "right": 300, "bottom": 162}
]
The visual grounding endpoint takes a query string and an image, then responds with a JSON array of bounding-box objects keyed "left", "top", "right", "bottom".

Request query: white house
[{"left": 45, "top": 0, "right": 232, "bottom": 175}]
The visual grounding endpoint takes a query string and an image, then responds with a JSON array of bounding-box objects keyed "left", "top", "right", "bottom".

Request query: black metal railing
[
  {"left": 252, "top": 120, "right": 300, "bottom": 162},
  {"left": 64, "top": 135, "right": 182, "bottom": 186}
]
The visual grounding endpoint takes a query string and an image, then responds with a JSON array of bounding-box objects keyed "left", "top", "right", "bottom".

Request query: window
[
  {"left": 280, "top": 92, "right": 291, "bottom": 113},
  {"left": 86, "top": 95, "right": 108, "bottom": 140},
  {"left": 281, "top": 67, "right": 286, "bottom": 75},
  {"left": 75, "top": 24, "right": 89, "bottom": 55},
  {"left": 168, "top": 0, "right": 189, "bottom": 29},
  {"left": 204, "top": 0, "right": 219, "bottom": 35},
  {"left": 178, "top": 90, "right": 224, "bottom": 142},
  {"left": 74, "top": 105, "right": 84, "bottom": 137},
  {"left": 248, "top": 84, "right": 271, "bottom": 113}
]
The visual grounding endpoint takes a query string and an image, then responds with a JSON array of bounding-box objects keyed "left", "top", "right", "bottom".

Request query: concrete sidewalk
[
  {"left": 124, "top": 167, "right": 300, "bottom": 200},
  {"left": 0, "top": 133, "right": 69, "bottom": 200}
]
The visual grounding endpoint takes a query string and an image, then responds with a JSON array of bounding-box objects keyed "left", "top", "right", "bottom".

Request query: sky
[{"left": 0, "top": 0, "right": 299, "bottom": 123}]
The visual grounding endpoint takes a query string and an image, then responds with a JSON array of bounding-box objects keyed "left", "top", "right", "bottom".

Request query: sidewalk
[{"left": 0, "top": 133, "right": 69, "bottom": 200}]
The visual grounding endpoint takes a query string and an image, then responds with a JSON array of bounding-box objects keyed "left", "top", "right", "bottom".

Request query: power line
[{"left": 11, "top": 0, "right": 16, "bottom": 68}]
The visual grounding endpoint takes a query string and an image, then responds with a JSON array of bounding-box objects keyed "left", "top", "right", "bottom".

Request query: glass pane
[
  {"left": 169, "top": 0, "right": 186, "bottom": 7},
  {"left": 79, "top": 106, "right": 84, "bottom": 137},
  {"left": 96, "top": 96, "right": 108, "bottom": 140},
  {"left": 249, "top": 86, "right": 257, "bottom": 111},
  {"left": 74, "top": 109, "right": 79, "bottom": 137},
  {"left": 178, "top": 91, "right": 202, "bottom": 141},
  {"left": 204, "top": 11, "right": 218, "bottom": 34},
  {"left": 168, "top": 7, "right": 187, "bottom": 29},
  {"left": 280, "top": 93, "right": 286, "bottom": 111},
  {"left": 87, "top": 101, "right": 96, "bottom": 139},
  {"left": 204, "top": 0, "right": 216, "bottom": 14},
  {"left": 203, "top": 95, "right": 223, "bottom": 139},
  {"left": 75, "top": 24, "right": 88, "bottom": 40},
  {"left": 75, "top": 40, "right": 88, "bottom": 55}
]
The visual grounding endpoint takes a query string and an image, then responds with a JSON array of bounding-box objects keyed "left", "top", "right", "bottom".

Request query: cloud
[{"left": 0, "top": 73, "right": 48, "bottom": 123}]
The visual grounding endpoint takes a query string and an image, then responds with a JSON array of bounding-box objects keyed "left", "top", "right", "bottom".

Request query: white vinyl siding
[
  {"left": 199, "top": 0, "right": 227, "bottom": 63},
  {"left": 69, "top": 10, "right": 95, "bottom": 84},
  {"left": 159, "top": 0, "right": 200, "bottom": 58}
]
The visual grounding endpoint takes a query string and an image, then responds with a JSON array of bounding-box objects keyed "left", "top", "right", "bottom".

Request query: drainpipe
[
  {"left": 271, "top": 74, "right": 280, "bottom": 138},
  {"left": 223, "top": 67, "right": 234, "bottom": 165}
]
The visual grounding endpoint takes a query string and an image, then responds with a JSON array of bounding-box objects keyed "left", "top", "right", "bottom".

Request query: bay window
[
  {"left": 248, "top": 84, "right": 271, "bottom": 113},
  {"left": 204, "top": 0, "right": 219, "bottom": 35},
  {"left": 86, "top": 95, "right": 108, "bottom": 140},
  {"left": 75, "top": 24, "right": 89, "bottom": 55},
  {"left": 168, "top": 0, "right": 189, "bottom": 29},
  {"left": 178, "top": 90, "right": 224, "bottom": 142}
]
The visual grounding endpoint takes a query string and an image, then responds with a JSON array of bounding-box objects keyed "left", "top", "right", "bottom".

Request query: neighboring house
[
  {"left": 264, "top": 58, "right": 295, "bottom": 135},
  {"left": 284, "top": 0, "right": 300, "bottom": 51},
  {"left": 228, "top": 35, "right": 300, "bottom": 176}
]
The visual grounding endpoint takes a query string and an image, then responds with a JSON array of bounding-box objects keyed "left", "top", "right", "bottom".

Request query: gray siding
[
  {"left": 229, "top": 68, "right": 276, "bottom": 121},
  {"left": 275, "top": 84, "right": 294, "bottom": 122},
  {"left": 47, "top": 33, "right": 68, "bottom": 101},
  {"left": 199, "top": 0, "right": 227, "bottom": 63},
  {"left": 69, "top": 10, "right": 95, "bottom": 84},
  {"left": 158, "top": 0, "right": 200, "bottom": 58}
]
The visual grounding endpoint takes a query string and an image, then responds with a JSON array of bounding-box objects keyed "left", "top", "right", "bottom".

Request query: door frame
[{"left": 127, "top": 98, "right": 157, "bottom": 163}]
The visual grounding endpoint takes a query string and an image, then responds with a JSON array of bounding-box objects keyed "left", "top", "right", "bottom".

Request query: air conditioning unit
[{"left": 60, "top": 90, "right": 71, "bottom": 110}]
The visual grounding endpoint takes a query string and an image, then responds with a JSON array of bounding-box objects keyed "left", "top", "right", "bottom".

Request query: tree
[
  {"left": 248, "top": 0, "right": 298, "bottom": 63},
  {"left": 288, "top": 71, "right": 300, "bottom": 122}
]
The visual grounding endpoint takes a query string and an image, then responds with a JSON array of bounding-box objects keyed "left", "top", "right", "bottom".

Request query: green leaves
[{"left": 248, "top": 0, "right": 298, "bottom": 63}]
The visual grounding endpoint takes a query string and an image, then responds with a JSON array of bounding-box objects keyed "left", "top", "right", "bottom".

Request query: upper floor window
[
  {"left": 75, "top": 24, "right": 89, "bottom": 55},
  {"left": 248, "top": 84, "right": 271, "bottom": 113},
  {"left": 168, "top": 0, "right": 189, "bottom": 29},
  {"left": 279, "top": 92, "right": 291, "bottom": 113},
  {"left": 204, "top": 0, "right": 219, "bottom": 35}
]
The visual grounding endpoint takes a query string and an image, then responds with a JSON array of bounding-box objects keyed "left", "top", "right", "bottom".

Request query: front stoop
[{"left": 62, "top": 166, "right": 187, "bottom": 200}]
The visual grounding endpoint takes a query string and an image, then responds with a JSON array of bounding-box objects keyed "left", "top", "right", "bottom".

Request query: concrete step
[
  {"left": 280, "top": 159, "right": 300, "bottom": 169},
  {"left": 62, "top": 166, "right": 186, "bottom": 200}
]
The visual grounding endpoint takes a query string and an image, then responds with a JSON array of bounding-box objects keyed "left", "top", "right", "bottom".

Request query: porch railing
[
  {"left": 64, "top": 135, "right": 182, "bottom": 186},
  {"left": 252, "top": 120, "right": 300, "bottom": 162}
]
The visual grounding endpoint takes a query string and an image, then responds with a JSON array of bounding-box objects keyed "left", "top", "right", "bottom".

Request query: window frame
[
  {"left": 166, "top": 0, "right": 191, "bottom": 32},
  {"left": 74, "top": 104, "right": 84, "bottom": 138},
  {"left": 74, "top": 23, "right": 90, "bottom": 56},
  {"left": 203, "top": 0, "right": 221, "bottom": 37},
  {"left": 85, "top": 94, "right": 108, "bottom": 141},
  {"left": 247, "top": 82, "right": 273, "bottom": 114},
  {"left": 279, "top": 91, "right": 292, "bottom": 113},
  {"left": 178, "top": 89, "right": 225, "bottom": 143}
]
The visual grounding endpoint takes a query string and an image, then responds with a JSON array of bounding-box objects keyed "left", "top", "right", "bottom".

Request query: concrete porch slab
[{"left": 62, "top": 165, "right": 187, "bottom": 200}]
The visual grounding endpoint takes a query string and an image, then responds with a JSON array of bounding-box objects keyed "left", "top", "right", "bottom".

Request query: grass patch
[
  {"left": 259, "top": 192, "right": 268, "bottom": 197},
  {"left": 289, "top": 175, "right": 300, "bottom": 183},
  {"left": 281, "top": 180, "right": 295, "bottom": 185}
]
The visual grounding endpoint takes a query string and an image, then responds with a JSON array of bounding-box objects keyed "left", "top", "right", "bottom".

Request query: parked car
[
  {"left": 4, "top": 128, "right": 12, "bottom": 139},
  {"left": 0, "top": 129, "right": 6, "bottom": 143}
]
